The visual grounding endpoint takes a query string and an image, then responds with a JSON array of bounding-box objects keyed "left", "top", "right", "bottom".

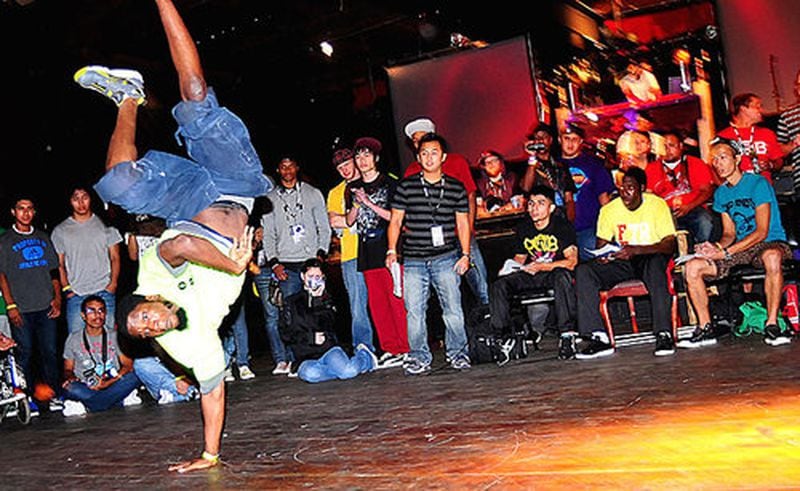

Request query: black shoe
[
  {"left": 676, "top": 324, "right": 717, "bottom": 349},
  {"left": 558, "top": 332, "right": 577, "bottom": 360},
  {"left": 654, "top": 331, "right": 675, "bottom": 356},
  {"left": 575, "top": 335, "right": 614, "bottom": 360},
  {"left": 764, "top": 323, "right": 792, "bottom": 346}
]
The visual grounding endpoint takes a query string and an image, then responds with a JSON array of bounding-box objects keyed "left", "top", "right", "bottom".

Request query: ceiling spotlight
[{"left": 320, "top": 41, "right": 334, "bottom": 57}]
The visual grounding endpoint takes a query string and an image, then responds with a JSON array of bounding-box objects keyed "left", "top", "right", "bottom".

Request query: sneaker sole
[
  {"left": 575, "top": 348, "right": 614, "bottom": 360},
  {"left": 74, "top": 65, "right": 145, "bottom": 106},
  {"left": 654, "top": 348, "right": 676, "bottom": 356},
  {"left": 764, "top": 337, "right": 791, "bottom": 346},
  {"left": 676, "top": 338, "right": 717, "bottom": 349}
]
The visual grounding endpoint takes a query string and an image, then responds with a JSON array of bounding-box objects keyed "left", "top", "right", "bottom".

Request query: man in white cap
[{"left": 402, "top": 117, "right": 489, "bottom": 305}]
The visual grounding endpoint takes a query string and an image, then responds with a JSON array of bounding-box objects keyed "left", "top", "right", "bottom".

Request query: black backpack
[{"left": 466, "top": 305, "right": 528, "bottom": 365}]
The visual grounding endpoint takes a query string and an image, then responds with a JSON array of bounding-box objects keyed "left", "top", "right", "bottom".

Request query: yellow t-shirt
[
  {"left": 597, "top": 193, "right": 676, "bottom": 246},
  {"left": 326, "top": 180, "right": 359, "bottom": 263}
]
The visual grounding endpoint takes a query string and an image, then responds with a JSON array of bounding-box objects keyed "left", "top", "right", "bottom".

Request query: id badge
[
  {"left": 431, "top": 225, "right": 445, "bottom": 247},
  {"left": 315, "top": 332, "right": 326, "bottom": 345},
  {"left": 290, "top": 224, "right": 306, "bottom": 244}
]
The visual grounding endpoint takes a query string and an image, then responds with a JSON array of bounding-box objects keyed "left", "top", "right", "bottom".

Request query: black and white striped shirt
[
  {"left": 391, "top": 173, "right": 468, "bottom": 259},
  {"left": 778, "top": 102, "right": 800, "bottom": 191}
]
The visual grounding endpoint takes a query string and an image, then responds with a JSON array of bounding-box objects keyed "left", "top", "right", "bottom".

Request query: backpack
[{"left": 466, "top": 305, "right": 529, "bottom": 365}]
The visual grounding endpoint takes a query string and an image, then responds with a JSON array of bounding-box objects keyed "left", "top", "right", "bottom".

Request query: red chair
[{"left": 599, "top": 259, "right": 679, "bottom": 347}]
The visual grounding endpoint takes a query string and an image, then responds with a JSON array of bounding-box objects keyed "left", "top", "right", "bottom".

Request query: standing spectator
[
  {"left": 346, "top": 137, "right": 408, "bottom": 365},
  {"left": 560, "top": 125, "right": 615, "bottom": 260},
  {"left": 0, "top": 196, "right": 63, "bottom": 411},
  {"left": 646, "top": 130, "right": 715, "bottom": 244},
  {"left": 262, "top": 157, "right": 331, "bottom": 373},
  {"left": 520, "top": 124, "right": 577, "bottom": 222},
  {"left": 387, "top": 133, "right": 472, "bottom": 375},
  {"left": 52, "top": 186, "right": 123, "bottom": 333},
  {"left": 718, "top": 93, "right": 783, "bottom": 182},
  {"left": 403, "top": 117, "right": 489, "bottom": 305},
  {"left": 326, "top": 148, "right": 375, "bottom": 354},
  {"left": 777, "top": 68, "right": 800, "bottom": 243},
  {"left": 61, "top": 295, "right": 141, "bottom": 416}
]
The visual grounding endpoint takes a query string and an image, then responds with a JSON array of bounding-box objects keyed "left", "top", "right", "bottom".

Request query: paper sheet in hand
[
  {"left": 675, "top": 253, "right": 701, "bottom": 265},
  {"left": 497, "top": 259, "right": 523, "bottom": 277},
  {"left": 391, "top": 261, "right": 403, "bottom": 297},
  {"left": 585, "top": 243, "right": 621, "bottom": 257}
]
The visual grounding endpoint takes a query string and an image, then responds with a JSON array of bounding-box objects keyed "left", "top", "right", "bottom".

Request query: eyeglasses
[{"left": 84, "top": 307, "right": 106, "bottom": 315}]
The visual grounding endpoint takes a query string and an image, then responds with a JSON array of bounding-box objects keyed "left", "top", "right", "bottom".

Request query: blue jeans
[
  {"left": 298, "top": 346, "right": 374, "bottom": 383},
  {"left": 66, "top": 290, "right": 116, "bottom": 334},
  {"left": 94, "top": 88, "right": 272, "bottom": 222},
  {"left": 340, "top": 259, "right": 375, "bottom": 351},
  {"left": 403, "top": 250, "right": 469, "bottom": 365},
  {"left": 134, "top": 357, "right": 196, "bottom": 402},
  {"left": 576, "top": 227, "right": 597, "bottom": 262},
  {"left": 677, "top": 206, "right": 714, "bottom": 245},
  {"left": 464, "top": 237, "right": 489, "bottom": 304},
  {"left": 253, "top": 270, "right": 293, "bottom": 364},
  {"left": 63, "top": 372, "right": 141, "bottom": 412},
  {"left": 222, "top": 303, "right": 250, "bottom": 367},
  {"left": 11, "top": 309, "right": 60, "bottom": 395}
]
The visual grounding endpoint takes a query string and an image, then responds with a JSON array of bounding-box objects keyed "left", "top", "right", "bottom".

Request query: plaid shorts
[{"left": 713, "top": 241, "right": 793, "bottom": 278}]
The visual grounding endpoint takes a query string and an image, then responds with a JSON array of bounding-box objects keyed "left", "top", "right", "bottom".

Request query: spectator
[
  {"left": 475, "top": 149, "right": 521, "bottom": 213},
  {"left": 134, "top": 355, "right": 199, "bottom": 404},
  {"left": 52, "top": 186, "right": 123, "bottom": 333},
  {"left": 619, "top": 60, "right": 662, "bottom": 104},
  {"left": 326, "top": 148, "right": 375, "bottom": 354},
  {"left": 646, "top": 130, "right": 715, "bottom": 244},
  {"left": 0, "top": 196, "right": 63, "bottom": 412},
  {"left": 126, "top": 214, "right": 166, "bottom": 262},
  {"left": 488, "top": 185, "right": 578, "bottom": 359},
  {"left": 575, "top": 168, "right": 677, "bottom": 359},
  {"left": 61, "top": 295, "right": 141, "bottom": 416},
  {"left": 718, "top": 93, "right": 783, "bottom": 182},
  {"left": 560, "top": 125, "right": 615, "bottom": 260},
  {"left": 280, "top": 259, "right": 377, "bottom": 382},
  {"left": 520, "top": 124, "right": 577, "bottom": 222},
  {"left": 679, "top": 139, "right": 793, "bottom": 348},
  {"left": 387, "top": 133, "right": 472, "bottom": 375},
  {"left": 404, "top": 117, "right": 489, "bottom": 305}
]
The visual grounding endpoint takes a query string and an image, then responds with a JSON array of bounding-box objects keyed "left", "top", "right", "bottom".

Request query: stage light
[
  {"left": 585, "top": 111, "right": 599, "bottom": 122},
  {"left": 320, "top": 41, "right": 334, "bottom": 57}
]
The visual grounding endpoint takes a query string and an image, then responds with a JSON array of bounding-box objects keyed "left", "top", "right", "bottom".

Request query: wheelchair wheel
[{"left": 16, "top": 397, "right": 30, "bottom": 425}]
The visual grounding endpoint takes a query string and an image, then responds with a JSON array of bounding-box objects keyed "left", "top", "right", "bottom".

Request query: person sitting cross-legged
[
  {"left": 61, "top": 295, "right": 142, "bottom": 416},
  {"left": 280, "top": 259, "right": 377, "bottom": 382},
  {"left": 679, "top": 138, "right": 794, "bottom": 348}
]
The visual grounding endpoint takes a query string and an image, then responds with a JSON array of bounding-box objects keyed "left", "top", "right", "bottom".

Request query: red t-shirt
[
  {"left": 404, "top": 153, "right": 477, "bottom": 194},
  {"left": 645, "top": 155, "right": 713, "bottom": 209},
  {"left": 717, "top": 125, "right": 782, "bottom": 182}
]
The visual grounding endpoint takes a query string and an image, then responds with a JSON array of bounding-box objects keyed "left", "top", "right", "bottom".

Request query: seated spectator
[
  {"left": 134, "top": 356, "right": 198, "bottom": 404},
  {"left": 646, "top": 130, "right": 715, "bottom": 244},
  {"left": 0, "top": 333, "right": 15, "bottom": 351},
  {"left": 475, "top": 150, "right": 521, "bottom": 213},
  {"left": 679, "top": 138, "right": 793, "bottom": 349},
  {"left": 616, "top": 130, "right": 652, "bottom": 172},
  {"left": 574, "top": 167, "right": 677, "bottom": 359},
  {"left": 61, "top": 295, "right": 141, "bottom": 416},
  {"left": 718, "top": 93, "right": 783, "bottom": 183},
  {"left": 520, "top": 124, "right": 576, "bottom": 222},
  {"left": 488, "top": 185, "right": 578, "bottom": 358},
  {"left": 280, "top": 259, "right": 377, "bottom": 383}
]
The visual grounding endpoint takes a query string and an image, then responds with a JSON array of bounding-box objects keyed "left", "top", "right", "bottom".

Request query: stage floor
[{"left": 3, "top": 333, "right": 800, "bottom": 489}]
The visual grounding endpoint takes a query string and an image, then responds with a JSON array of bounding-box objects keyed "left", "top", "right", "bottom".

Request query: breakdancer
[{"left": 75, "top": 0, "right": 271, "bottom": 472}]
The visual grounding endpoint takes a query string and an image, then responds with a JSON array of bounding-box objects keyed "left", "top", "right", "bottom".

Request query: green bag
[{"left": 734, "top": 300, "right": 787, "bottom": 337}]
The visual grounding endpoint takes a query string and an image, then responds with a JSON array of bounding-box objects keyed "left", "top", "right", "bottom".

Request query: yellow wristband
[
  {"left": 62, "top": 285, "right": 72, "bottom": 292},
  {"left": 201, "top": 451, "right": 219, "bottom": 464},
  {"left": 5, "top": 303, "right": 17, "bottom": 310}
]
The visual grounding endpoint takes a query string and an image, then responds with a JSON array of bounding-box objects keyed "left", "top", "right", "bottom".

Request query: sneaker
[
  {"left": 73, "top": 65, "right": 146, "bottom": 107},
  {"left": 450, "top": 355, "right": 471, "bottom": 371},
  {"left": 356, "top": 344, "right": 379, "bottom": 371},
  {"left": 287, "top": 370, "right": 299, "bottom": 379},
  {"left": 238, "top": 365, "right": 256, "bottom": 380},
  {"left": 377, "top": 352, "right": 406, "bottom": 369},
  {"left": 530, "top": 330, "right": 543, "bottom": 347},
  {"left": 158, "top": 389, "right": 175, "bottom": 405},
  {"left": 654, "top": 331, "right": 676, "bottom": 356},
  {"left": 28, "top": 399, "right": 40, "bottom": 418},
  {"left": 676, "top": 324, "right": 717, "bottom": 349},
  {"left": 498, "top": 338, "right": 516, "bottom": 367},
  {"left": 575, "top": 335, "right": 614, "bottom": 360},
  {"left": 224, "top": 367, "right": 236, "bottom": 382},
  {"left": 403, "top": 358, "right": 431, "bottom": 376},
  {"left": 764, "top": 324, "right": 792, "bottom": 346},
  {"left": 558, "top": 332, "right": 577, "bottom": 360},
  {"left": 272, "top": 361, "right": 291, "bottom": 375},
  {"left": 62, "top": 400, "right": 87, "bottom": 417},
  {"left": 48, "top": 398, "right": 64, "bottom": 412},
  {"left": 123, "top": 389, "right": 142, "bottom": 407}
]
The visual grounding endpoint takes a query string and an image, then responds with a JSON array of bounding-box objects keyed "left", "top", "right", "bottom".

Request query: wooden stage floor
[{"left": 3, "top": 333, "right": 800, "bottom": 489}]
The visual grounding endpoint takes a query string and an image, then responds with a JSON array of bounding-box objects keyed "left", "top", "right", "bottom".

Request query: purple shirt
[{"left": 562, "top": 152, "right": 615, "bottom": 232}]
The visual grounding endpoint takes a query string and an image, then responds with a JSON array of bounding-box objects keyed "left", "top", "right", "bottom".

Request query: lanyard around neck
[{"left": 82, "top": 328, "right": 108, "bottom": 370}]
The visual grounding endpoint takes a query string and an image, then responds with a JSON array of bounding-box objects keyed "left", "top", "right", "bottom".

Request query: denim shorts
[{"left": 95, "top": 88, "right": 272, "bottom": 222}]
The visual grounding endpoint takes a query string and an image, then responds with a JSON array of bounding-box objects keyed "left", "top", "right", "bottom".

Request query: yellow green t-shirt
[
  {"left": 135, "top": 228, "right": 245, "bottom": 385},
  {"left": 597, "top": 193, "right": 676, "bottom": 246},
  {"left": 326, "top": 180, "right": 359, "bottom": 262}
]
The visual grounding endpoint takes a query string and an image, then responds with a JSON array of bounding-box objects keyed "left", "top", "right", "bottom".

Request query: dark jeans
[
  {"left": 63, "top": 372, "right": 141, "bottom": 412},
  {"left": 489, "top": 268, "right": 575, "bottom": 334},
  {"left": 576, "top": 254, "right": 672, "bottom": 336},
  {"left": 11, "top": 309, "right": 60, "bottom": 395}
]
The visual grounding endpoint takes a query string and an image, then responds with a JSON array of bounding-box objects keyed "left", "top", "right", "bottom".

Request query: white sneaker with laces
[
  {"left": 238, "top": 365, "right": 256, "bottom": 380},
  {"left": 62, "top": 400, "right": 87, "bottom": 417},
  {"left": 123, "top": 389, "right": 142, "bottom": 407},
  {"left": 272, "top": 361, "right": 291, "bottom": 375}
]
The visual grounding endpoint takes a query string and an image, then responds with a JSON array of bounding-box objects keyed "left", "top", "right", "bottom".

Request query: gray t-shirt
[
  {"left": 51, "top": 215, "right": 122, "bottom": 295},
  {"left": 0, "top": 227, "right": 58, "bottom": 313},
  {"left": 63, "top": 328, "right": 122, "bottom": 387}
]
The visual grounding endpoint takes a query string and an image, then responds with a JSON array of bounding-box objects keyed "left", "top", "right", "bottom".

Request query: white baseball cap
[{"left": 403, "top": 118, "right": 436, "bottom": 139}]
